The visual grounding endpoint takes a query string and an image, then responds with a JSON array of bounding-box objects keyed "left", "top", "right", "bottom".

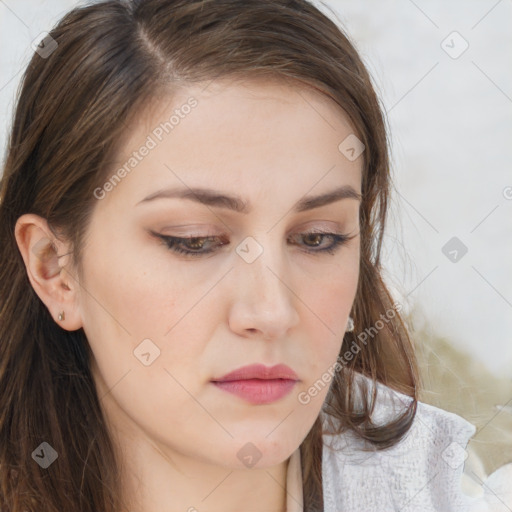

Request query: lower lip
[{"left": 211, "top": 379, "right": 297, "bottom": 405}]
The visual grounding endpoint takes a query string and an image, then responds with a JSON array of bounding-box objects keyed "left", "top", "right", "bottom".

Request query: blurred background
[{"left": 1, "top": 0, "right": 511, "bottom": 493}]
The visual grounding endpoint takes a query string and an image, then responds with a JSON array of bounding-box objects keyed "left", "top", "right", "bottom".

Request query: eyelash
[{"left": 154, "top": 230, "right": 355, "bottom": 258}]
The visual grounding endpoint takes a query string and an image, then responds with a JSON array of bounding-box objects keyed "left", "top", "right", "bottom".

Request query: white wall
[{"left": 321, "top": 0, "right": 512, "bottom": 377}]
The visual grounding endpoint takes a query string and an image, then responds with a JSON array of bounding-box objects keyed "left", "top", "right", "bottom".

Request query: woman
[{"left": 0, "top": 1, "right": 502, "bottom": 511}]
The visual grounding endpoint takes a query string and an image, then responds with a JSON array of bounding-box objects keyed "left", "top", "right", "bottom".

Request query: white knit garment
[{"left": 285, "top": 374, "right": 512, "bottom": 512}]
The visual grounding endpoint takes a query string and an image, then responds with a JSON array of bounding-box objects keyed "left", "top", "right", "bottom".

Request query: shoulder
[{"left": 321, "top": 373, "right": 477, "bottom": 512}]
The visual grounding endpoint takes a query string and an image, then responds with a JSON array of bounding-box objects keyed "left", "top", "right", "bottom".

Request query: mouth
[{"left": 210, "top": 363, "right": 299, "bottom": 405}]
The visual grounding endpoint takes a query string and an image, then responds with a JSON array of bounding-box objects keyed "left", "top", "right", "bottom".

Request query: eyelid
[
  {"left": 155, "top": 220, "right": 346, "bottom": 235},
  {"left": 156, "top": 225, "right": 221, "bottom": 236},
  {"left": 148, "top": 221, "right": 353, "bottom": 243}
]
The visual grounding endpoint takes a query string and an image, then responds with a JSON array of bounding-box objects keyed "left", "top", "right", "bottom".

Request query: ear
[{"left": 14, "top": 213, "right": 83, "bottom": 331}]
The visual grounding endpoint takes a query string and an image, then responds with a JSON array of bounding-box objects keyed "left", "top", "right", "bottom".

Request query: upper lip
[{"left": 211, "top": 363, "right": 299, "bottom": 382}]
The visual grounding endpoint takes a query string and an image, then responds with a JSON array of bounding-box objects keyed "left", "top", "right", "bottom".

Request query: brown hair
[{"left": 0, "top": 1, "right": 418, "bottom": 510}]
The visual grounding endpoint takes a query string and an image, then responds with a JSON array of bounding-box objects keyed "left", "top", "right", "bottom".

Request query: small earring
[
  {"left": 58, "top": 311, "right": 65, "bottom": 321},
  {"left": 346, "top": 316, "right": 354, "bottom": 332}
]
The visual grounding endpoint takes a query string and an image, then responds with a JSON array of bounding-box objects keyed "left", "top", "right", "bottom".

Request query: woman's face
[{"left": 77, "top": 78, "right": 362, "bottom": 470}]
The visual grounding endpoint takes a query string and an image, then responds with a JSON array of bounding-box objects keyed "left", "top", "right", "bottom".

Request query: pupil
[
  {"left": 306, "top": 234, "right": 321, "bottom": 246},
  {"left": 189, "top": 237, "right": 204, "bottom": 249}
]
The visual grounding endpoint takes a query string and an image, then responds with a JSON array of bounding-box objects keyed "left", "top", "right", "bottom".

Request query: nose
[{"left": 227, "top": 238, "right": 300, "bottom": 341}]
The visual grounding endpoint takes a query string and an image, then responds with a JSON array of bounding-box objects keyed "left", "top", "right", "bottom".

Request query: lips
[
  {"left": 211, "top": 363, "right": 299, "bottom": 382},
  {"left": 211, "top": 363, "right": 299, "bottom": 405}
]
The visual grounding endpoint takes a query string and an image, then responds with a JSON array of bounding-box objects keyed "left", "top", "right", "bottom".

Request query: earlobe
[{"left": 14, "top": 213, "right": 83, "bottom": 331}]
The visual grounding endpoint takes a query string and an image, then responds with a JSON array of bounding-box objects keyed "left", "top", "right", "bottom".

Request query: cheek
[
  {"left": 77, "top": 231, "right": 215, "bottom": 382},
  {"left": 298, "top": 255, "right": 359, "bottom": 394},
  {"left": 79, "top": 231, "right": 196, "bottom": 342},
  {"left": 79, "top": 258, "right": 212, "bottom": 451},
  {"left": 308, "top": 255, "right": 359, "bottom": 334}
]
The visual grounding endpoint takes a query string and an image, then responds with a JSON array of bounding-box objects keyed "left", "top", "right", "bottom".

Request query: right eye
[{"left": 156, "top": 234, "right": 229, "bottom": 258}]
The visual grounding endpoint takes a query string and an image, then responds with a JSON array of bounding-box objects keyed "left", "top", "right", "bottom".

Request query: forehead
[{"left": 100, "top": 77, "right": 363, "bottom": 213}]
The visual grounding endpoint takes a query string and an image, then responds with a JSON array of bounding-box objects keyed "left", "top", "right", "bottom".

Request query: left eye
[{"left": 155, "top": 231, "right": 354, "bottom": 258}]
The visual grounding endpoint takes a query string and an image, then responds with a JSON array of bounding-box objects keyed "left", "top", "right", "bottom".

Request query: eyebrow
[{"left": 136, "top": 184, "right": 362, "bottom": 213}]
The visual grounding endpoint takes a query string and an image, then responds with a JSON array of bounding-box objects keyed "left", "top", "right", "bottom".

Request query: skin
[{"left": 15, "top": 78, "right": 362, "bottom": 512}]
